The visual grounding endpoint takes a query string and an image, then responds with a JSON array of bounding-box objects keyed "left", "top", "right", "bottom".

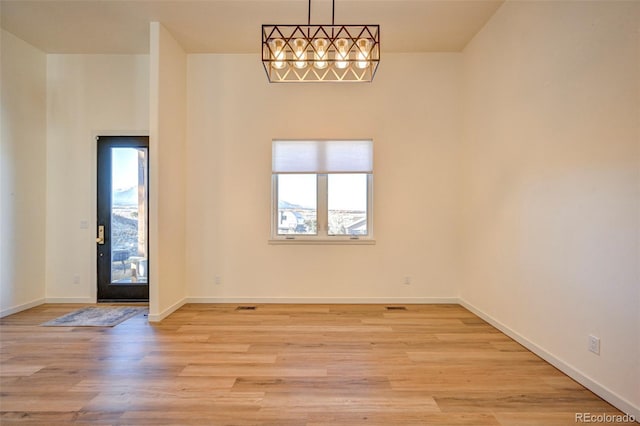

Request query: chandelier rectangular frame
[{"left": 261, "top": 24, "right": 380, "bottom": 83}]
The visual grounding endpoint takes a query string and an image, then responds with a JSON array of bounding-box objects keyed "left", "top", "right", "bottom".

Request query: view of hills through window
[
  {"left": 277, "top": 174, "right": 368, "bottom": 235},
  {"left": 111, "top": 147, "right": 148, "bottom": 282}
]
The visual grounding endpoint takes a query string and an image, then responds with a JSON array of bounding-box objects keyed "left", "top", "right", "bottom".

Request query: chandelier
[{"left": 261, "top": 0, "right": 380, "bottom": 83}]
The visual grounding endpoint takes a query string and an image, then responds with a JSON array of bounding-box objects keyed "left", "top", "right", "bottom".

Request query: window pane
[
  {"left": 328, "top": 174, "right": 368, "bottom": 236},
  {"left": 277, "top": 174, "right": 317, "bottom": 235},
  {"left": 111, "top": 147, "right": 148, "bottom": 284}
]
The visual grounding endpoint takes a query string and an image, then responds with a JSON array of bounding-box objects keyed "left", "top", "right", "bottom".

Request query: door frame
[{"left": 96, "top": 135, "right": 150, "bottom": 302}]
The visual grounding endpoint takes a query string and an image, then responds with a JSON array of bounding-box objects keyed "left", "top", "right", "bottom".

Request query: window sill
[{"left": 269, "top": 238, "right": 376, "bottom": 245}]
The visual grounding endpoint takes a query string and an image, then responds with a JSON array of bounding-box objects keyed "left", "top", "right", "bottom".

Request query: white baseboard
[
  {"left": 148, "top": 298, "right": 186, "bottom": 322},
  {"left": 184, "top": 297, "right": 459, "bottom": 304},
  {"left": 45, "top": 297, "right": 95, "bottom": 303},
  {"left": 459, "top": 299, "right": 640, "bottom": 420},
  {"left": 0, "top": 298, "right": 46, "bottom": 318}
]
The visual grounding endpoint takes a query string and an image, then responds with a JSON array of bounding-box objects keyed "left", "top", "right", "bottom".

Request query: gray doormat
[{"left": 42, "top": 306, "right": 147, "bottom": 327}]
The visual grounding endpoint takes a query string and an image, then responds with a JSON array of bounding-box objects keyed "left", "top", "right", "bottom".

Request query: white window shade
[{"left": 272, "top": 140, "right": 373, "bottom": 174}]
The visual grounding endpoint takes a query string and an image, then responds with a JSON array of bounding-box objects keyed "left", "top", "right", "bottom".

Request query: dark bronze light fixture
[{"left": 262, "top": 0, "right": 380, "bottom": 83}]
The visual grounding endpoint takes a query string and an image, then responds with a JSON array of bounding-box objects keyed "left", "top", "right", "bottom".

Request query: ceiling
[{"left": 0, "top": 0, "right": 503, "bottom": 54}]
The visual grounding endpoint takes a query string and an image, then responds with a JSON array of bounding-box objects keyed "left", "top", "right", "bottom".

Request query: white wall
[
  {"left": 46, "top": 54, "right": 149, "bottom": 301},
  {"left": 0, "top": 30, "right": 47, "bottom": 316},
  {"left": 185, "top": 53, "right": 462, "bottom": 302},
  {"left": 148, "top": 23, "right": 187, "bottom": 320},
  {"left": 461, "top": 0, "right": 640, "bottom": 415}
]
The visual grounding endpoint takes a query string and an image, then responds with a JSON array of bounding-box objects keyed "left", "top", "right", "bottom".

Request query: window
[
  {"left": 328, "top": 173, "right": 368, "bottom": 236},
  {"left": 271, "top": 140, "right": 374, "bottom": 243},
  {"left": 276, "top": 174, "right": 317, "bottom": 235}
]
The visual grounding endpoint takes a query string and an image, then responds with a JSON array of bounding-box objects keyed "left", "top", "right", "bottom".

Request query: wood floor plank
[
  {"left": 231, "top": 376, "right": 393, "bottom": 393},
  {"left": 82, "top": 390, "right": 265, "bottom": 412},
  {"left": 0, "top": 365, "right": 45, "bottom": 377},
  {"left": 259, "top": 391, "right": 440, "bottom": 413},
  {"left": 0, "top": 391, "right": 99, "bottom": 412},
  {"left": 141, "top": 352, "right": 277, "bottom": 365},
  {"left": 306, "top": 412, "right": 502, "bottom": 426},
  {"left": 0, "top": 303, "right": 635, "bottom": 425},
  {"left": 433, "top": 390, "right": 625, "bottom": 413},
  {"left": 71, "top": 376, "right": 237, "bottom": 393},
  {"left": 406, "top": 350, "right": 541, "bottom": 363},
  {"left": 179, "top": 364, "right": 328, "bottom": 377}
]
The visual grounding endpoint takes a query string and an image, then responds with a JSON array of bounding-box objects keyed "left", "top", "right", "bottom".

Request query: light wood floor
[{"left": 0, "top": 303, "right": 635, "bottom": 425}]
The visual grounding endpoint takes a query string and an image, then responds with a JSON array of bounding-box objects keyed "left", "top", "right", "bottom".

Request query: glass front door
[{"left": 97, "top": 136, "right": 149, "bottom": 301}]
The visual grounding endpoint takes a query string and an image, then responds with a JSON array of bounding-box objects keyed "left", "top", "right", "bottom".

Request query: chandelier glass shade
[{"left": 261, "top": 2, "right": 380, "bottom": 83}]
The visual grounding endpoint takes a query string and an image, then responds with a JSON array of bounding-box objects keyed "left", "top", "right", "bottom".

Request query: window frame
[{"left": 270, "top": 173, "right": 375, "bottom": 244}]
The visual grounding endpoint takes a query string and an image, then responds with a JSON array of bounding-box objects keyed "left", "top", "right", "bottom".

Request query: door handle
[{"left": 96, "top": 225, "right": 105, "bottom": 244}]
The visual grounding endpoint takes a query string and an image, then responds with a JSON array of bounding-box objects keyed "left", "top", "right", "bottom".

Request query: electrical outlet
[
  {"left": 588, "top": 335, "right": 600, "bottom": 355},
  {"left": 403, "top": 276, "right": 411, "bottom": 285},
  {"left": 215, "top": 275, "right": 222, "bottom": 285},
  {"left": 73, "top": 274, "right": 80, "bottom": 285}
]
